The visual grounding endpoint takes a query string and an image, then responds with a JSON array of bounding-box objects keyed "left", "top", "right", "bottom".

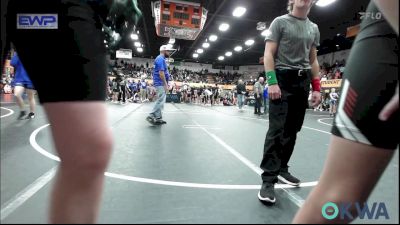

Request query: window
[
  {"left": 193, "top": 8, "right": 200, "bottom": 13},
  {"left": 173, "top": 12, "right": 180, "bottom": 19},
  {"left": 162, "top": 14, "right": 170, "bottom": 20},
  {"left": 173, "top": 12, "right": 189, "bottom": 20},
  {"left": 164, "top": 4, "right": 170, "bottom": 9},
  {"left": 191, "top": 18, "right": 200, "bottom": 25},
  {"left": 176, "top": 5, "right": 183, "bottom": 11}
]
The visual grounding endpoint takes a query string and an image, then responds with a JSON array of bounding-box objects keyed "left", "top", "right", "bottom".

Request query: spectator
[
  {"left": 140, "top": 78, "right": 148, "bottom": 102},
  {"left": 236, "top": 80, "right": 246, "bottom": 110},
  {"left": 253, "top": 77, "right": 265, "bottom": 115},
  {"left": 223, "top": 97, "right": 234, "bottom": 106},
  {"left": 263, "top": 84, "right": 269, "bottom": 114},
  {"left": 334, "top": 70, "right": 341, "bottom": 79},
  {"left": 3, "top": 83, "right": 12, "bottom": 94},
  {"left": 118, "top": 75, "right": 127, "bottom": 105},
  {"left": 329, "top": 88, "right": 339, "bottom": 117},
  {"left": 10, "top": 52, "right": 37, "bottom": 119},
  {"left": 112, "top": 76, "right": 122, "bottom": 103}
]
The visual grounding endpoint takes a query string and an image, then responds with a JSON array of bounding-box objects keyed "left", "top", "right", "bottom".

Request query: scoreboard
[{"left": 152, "top": 0, "right": 208, "bottom": 40}]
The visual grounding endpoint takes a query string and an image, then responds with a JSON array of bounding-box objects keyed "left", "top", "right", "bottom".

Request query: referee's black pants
[{"left": 260, "top": 69, "right": 311, "bottom": 184}]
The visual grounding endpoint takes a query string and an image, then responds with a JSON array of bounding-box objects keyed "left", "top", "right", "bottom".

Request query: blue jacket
[{"left": 263, "top": 86, "right": 268, "bottom": 99}]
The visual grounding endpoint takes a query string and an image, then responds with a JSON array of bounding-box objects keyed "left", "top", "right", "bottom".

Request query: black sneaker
[
  {"left": 146, "top": 115, "right": 156, "bottom": 124},
  {"left": 17, "top": 111, "right": 26, "bottom": 120},
  {"left": 278, "top": 171, "right": 301, "bottom": 186},
  {"left": 26, "top": 112, "right": 35, "bottom": 119},
  {"left": 258, "top": 183, "right": 276, "bottom": 203},
  {"left": 155, "top": 118, "right": 167, "bottom": 124}
]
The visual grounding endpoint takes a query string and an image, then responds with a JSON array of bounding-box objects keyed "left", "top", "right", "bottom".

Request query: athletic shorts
[
  {"left": 331, "top": 3, "right": 398, "bottom": 150},
  {"left": 6, "top": 0, "right": 107, "bottom": 103},
  {"left": 12, "top": 81, "right": 35, "bottom": 90}
]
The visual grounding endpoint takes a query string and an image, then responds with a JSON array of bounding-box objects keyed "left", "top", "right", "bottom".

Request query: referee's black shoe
[
  {"left": 17, "top": 111, "right": 26, "bottom": 120},
  {"left": 278, "top": 170, "right": 301, "bottom": 186},
  {"left": 258, "top": 182, "right": 276, "bottom": 204}
]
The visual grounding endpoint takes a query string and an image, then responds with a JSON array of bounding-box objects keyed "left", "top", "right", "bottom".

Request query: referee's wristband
[
  {"left": 265, "top": 71, "right": 278, "bottom": 86},
  {"left": 311, "top": 78, "right": 321, "bottom": 92}
]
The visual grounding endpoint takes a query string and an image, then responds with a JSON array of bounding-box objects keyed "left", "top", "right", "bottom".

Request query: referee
[{"left": 258, "top": 0, "right": 322, "bottom": 204}]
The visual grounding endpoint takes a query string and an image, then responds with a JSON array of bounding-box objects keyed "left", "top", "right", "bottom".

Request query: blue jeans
[
  {"left": 264, "top": 98, "right": 269, "bottom": 113},
  {"left": 150, "top": 86, "right": 166, "bottom": 119},
  {"left": 237, "top": 94, "right": 244, "bottom": 109}
]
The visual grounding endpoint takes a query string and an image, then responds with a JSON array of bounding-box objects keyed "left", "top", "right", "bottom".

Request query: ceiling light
[
  {"left": 245, "top": 39, "right": 255, "bottom": 46},
  {"left": 316, "top": 0, "right": 337, "bottom": 7},
  {"left": 202, "top": 42, "right": 210, "bottom": 48},
  {"left": 232, "top": 6, "right": 246, "bottom": 17},
  {"left": 169, "top": 38, "right": 175, "bottom": 44},
  {"left": 134, "top": 41, "right": 141, "bottom": 47},
  {"left": 130, "top": 33, "right": 139, "bottom": 40},
  {"left": 234, "top": 46, "right": 243, "bottom": 52},
  {"left": 209, "top": 35, "right": 218, "bottom": 42},
  {"left": 336, "top": 44, "right": 339, "bottom": 47},
  {"left": 137, "top": 47, "right": 143, "bottom": 52},
  {"left": 197, "top": 49, "right": 204, "bottom": 54},
  {"left": 218, "top": 56, "right": 224, "bottom": 61},
  {"left": 261, "top": 29, "right": 271, "bottom": 37},
  {"left": 104, "top": 40, "right": 107, "bottom": 43},
  {"left": 219, "top": 23, "right": 230, "bottom": 32},
  {"left": 225, "top": 51, "right": 232, "bottom": 57},
  {"left": 193, "top": 53, "right": 199, "bottom": 58}
]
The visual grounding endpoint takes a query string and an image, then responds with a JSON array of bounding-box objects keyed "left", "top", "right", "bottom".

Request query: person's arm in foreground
[
  {"left": 373, "top": 0, "right": 398, "bottom": 34},
  {"left": 374, "top": 0, "right": 399, "bottom": 121}
]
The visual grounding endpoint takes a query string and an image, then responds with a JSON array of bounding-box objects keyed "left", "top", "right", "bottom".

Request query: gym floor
[{"left": 1, "top": 95, "right": 398, "bottom": 224}]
